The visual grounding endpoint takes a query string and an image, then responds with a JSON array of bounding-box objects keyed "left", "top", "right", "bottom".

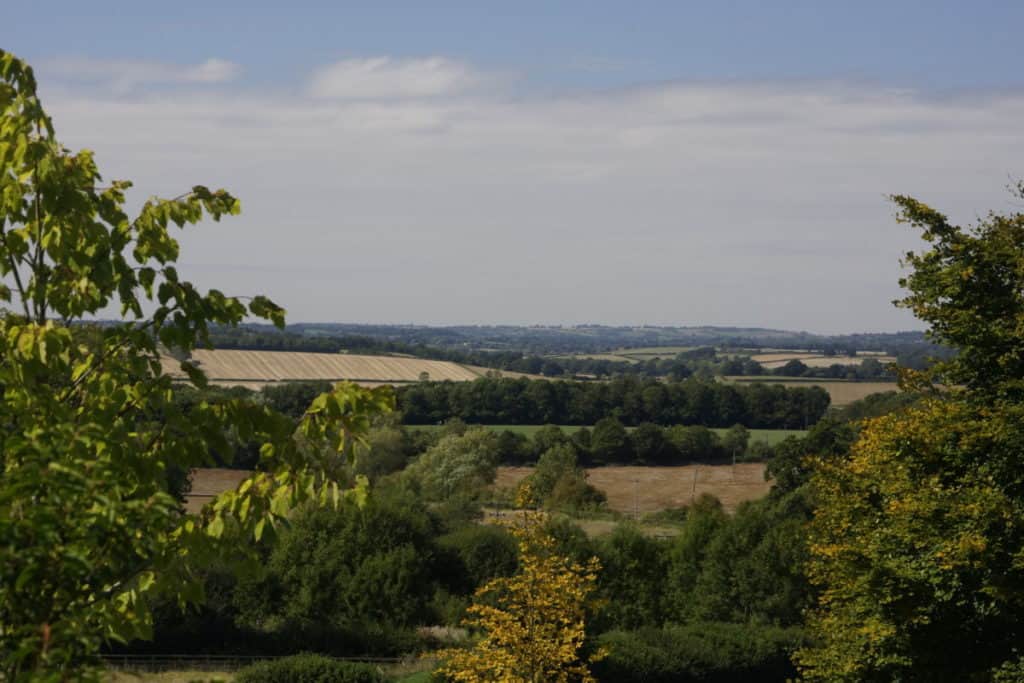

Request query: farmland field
[
  {"left": 749, "top": 350, "right": 896, "bottom": 369},
  {"left": 184, "top": 468, "right": 249, "bottom": 514},
  {"left": 496, "top": 463, "right": 771, "bottom": 515},
  {"left": 723, "top": 376, "right": 898, "bottom": 406},
  {"left": 408, "top": 424, "right": 806, "bottom": 444},
  {"left": 188, "top": 462, "right": 776, "bottom": 517},
  {"left": 552, "top": 345, "right": 698, "bottom": 363},
  {"left": 162, "top": 349, "right": 542, "bottom": 389},
  {"left": 553, "top": 345, "right": 895, "bottom": 368}
]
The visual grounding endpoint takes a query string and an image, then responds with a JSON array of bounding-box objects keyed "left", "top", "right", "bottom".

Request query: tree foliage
[
  {"left": 398, "top": 376, "right": 830, "bottom": 429},
  {"left": 798, "top": 187, "right": 1024, "bottom": 680},
  {"left": 435, "top": 512, "right": 605, "bottom": 683},
  {"left": 0, "top": 50, "right": 393, "bottom": 680},
  {"left": 403, "top": 428, "right": 499, "bottom": 501},
  {"left": 894, "top": 184, "right": 1024, "bottom": 401},
  {"left": 798, "top": 401, "right": 1024, "bottom": 680}
]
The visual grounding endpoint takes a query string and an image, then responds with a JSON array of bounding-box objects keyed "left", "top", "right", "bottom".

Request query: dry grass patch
[
  {"left": 496, "top": 463, "right": 771, "bottom": 515},
  {"left": 105, "top": 672, "right": 232, "bottom": 683},
  {"left": 163, "top": 350, "right": 490, "bottom": 387},
  {"left": 185, "top": 468, "right": 251, "bottom": 514},
  {"left": 724, "top": 377, "right": 898, "bottom": 406}
]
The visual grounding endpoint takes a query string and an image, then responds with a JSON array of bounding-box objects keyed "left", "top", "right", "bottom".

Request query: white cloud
[
  {"left": 42, "top": 57, "right": 241, "bottom": 91},
  {"left": 34, "top": 63, "right": 1024, "bottom": 332},
  {"left": 308, "top": 56, "right": 480, "bottom": 99}
]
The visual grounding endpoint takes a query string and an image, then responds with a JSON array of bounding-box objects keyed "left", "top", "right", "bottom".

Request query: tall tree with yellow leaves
[{"left": 435, "top": 510, "right": 604, "bottom": 683}]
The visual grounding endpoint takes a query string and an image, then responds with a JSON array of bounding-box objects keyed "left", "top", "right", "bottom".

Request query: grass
[
  {"left": 105, "top": 672, "right": 232, "bottom": 683},
  {"left": 105, "top": 660, "right": 435, "bottom": 683},
  {"left": 408, "top": 424, "right": 806, "bottom": 444},
  {"left": 722, "top": 377, "right": 899, "bottom": 406},
  {"left": 496, "top": 463, "right": 772, "bottom": 516}
]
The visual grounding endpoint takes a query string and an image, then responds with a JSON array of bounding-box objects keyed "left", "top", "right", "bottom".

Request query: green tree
[
  {"left": 236, "top": 495, "right": 439, "bottom": 652},
  {"left": 894, "top": 183, "right": 1024, "bottom": 401},
  {"left": 403, "top": 428, "right": 499, "bottom": 501},
  {"left": 663, "top": 494, "right": 726, "bottom": 621},
  {"left": 720, "top": 424, "right": 750, "bottom": 463},
  {"left": 594, "top": 525, "right": 668, "bottom": 629},
  {"left": 798, "top": 186, "right": 1024, "bottom": 681},
  {"left": 590, "top": 416, "right": 631, "bottom": 464},
  {"left": 530, "top": 424, "right": 569, "bottom": 459},
  {"left": 667, "top": 425, "right": 721, "bottom": 462},
  {"left": 630, "top": 422, "right": 671, "bottom": 465},
  {"left": 519, "top": 444, "right": 605, "bottom": 512},
  {"left": 354, "top": 423, "right": 410, "bottom": 480},
  {"left": 0, "top": 51, "right": 393, "bottom": 680}
]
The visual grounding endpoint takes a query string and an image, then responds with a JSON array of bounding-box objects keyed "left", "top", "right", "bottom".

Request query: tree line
[{"left": 396, "top": 376, "right": 830, "bottom": 429}]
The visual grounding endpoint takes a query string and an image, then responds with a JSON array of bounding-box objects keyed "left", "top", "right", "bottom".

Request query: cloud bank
[
  {"left": 33, "top": 57, "right": 1024, "bottom": 332},
  {"left": 42, "top": 57, "right": 241, "bottom": 91},
  {"left": 308, "top": 57, "right": 480, "bottom": 99}
]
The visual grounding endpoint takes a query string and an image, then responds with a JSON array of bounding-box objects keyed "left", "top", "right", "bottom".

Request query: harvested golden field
[
  {"left": 185, "top": 468, "right": 250, "bottom": 514},
  {"left": 496, "top": 464, "right": 771, "bottom": 515},
  {"left": 163, "top": 349, "right": 493, "bottom": 388},
  {"left": 724, "top": 377, "right": 898, "bottom": 406},
  {"left": 751, "top": 351, "right": 896, "bottom": 369}
]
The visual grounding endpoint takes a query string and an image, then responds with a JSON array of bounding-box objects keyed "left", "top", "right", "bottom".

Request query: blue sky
[
  {"left": 9, "top": 1, "right": 1023, "bottom": 90},
  {"left": 5, "top": 2, "right": 1024, "bottom": 332}
]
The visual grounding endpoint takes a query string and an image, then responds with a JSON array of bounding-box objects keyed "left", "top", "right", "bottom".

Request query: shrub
[
  {"left": 437, "top": 524, "right": 518, "bottom": 592},
  {"left": 592, "top": 623, "right": 804, "bottom": 683},
  {"left": 235, "top": 654, "right": 386, "bottom": 683}
]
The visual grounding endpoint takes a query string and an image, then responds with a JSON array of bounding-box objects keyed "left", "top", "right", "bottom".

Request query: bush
[
  {"left": 235, "top": 654, "right": 386, "bottom": 683},
  {"left": 437, "top": 524, "right": 518, "bottom": 592},
  {"left": 592, "top": 623, "right": 804, "bottom": 683}
]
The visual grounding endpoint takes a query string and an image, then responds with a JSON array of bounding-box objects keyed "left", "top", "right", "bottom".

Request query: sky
[{"left": 5, "top": 1, "right": 1024, "bottom": 334}]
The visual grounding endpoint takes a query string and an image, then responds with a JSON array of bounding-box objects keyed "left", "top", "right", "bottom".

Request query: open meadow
[{"left": 408, "top": 423, "right": 806, "bottom": 444}]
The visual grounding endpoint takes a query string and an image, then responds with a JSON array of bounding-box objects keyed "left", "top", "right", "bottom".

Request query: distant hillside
[{"left": 215, "top": 322, "right": 933, "bottom": 358}]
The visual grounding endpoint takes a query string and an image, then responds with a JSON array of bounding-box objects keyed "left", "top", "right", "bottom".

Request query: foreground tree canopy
[
  {"left": 798, "top": 186, "right": 1024, "bottom": 681},
  {"left": 436, "top": 511, "right": 605, "bottom": 683},
  {"left": 0, "top": 50, "right": 393, "bottom": 680}
]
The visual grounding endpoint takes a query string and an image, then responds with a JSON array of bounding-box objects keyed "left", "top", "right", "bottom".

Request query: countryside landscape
[{"left": 4, "top": 4, "right": 1024, "bottom": 682}]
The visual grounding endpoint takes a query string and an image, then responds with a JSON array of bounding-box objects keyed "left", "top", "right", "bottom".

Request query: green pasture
[{"left": 407, "top": 424, "right": 806, "bottom": 445}]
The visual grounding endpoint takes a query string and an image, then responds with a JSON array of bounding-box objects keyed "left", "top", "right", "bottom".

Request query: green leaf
[{"left": 207, "top": 515, "right": 225, "bottom": 539}]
